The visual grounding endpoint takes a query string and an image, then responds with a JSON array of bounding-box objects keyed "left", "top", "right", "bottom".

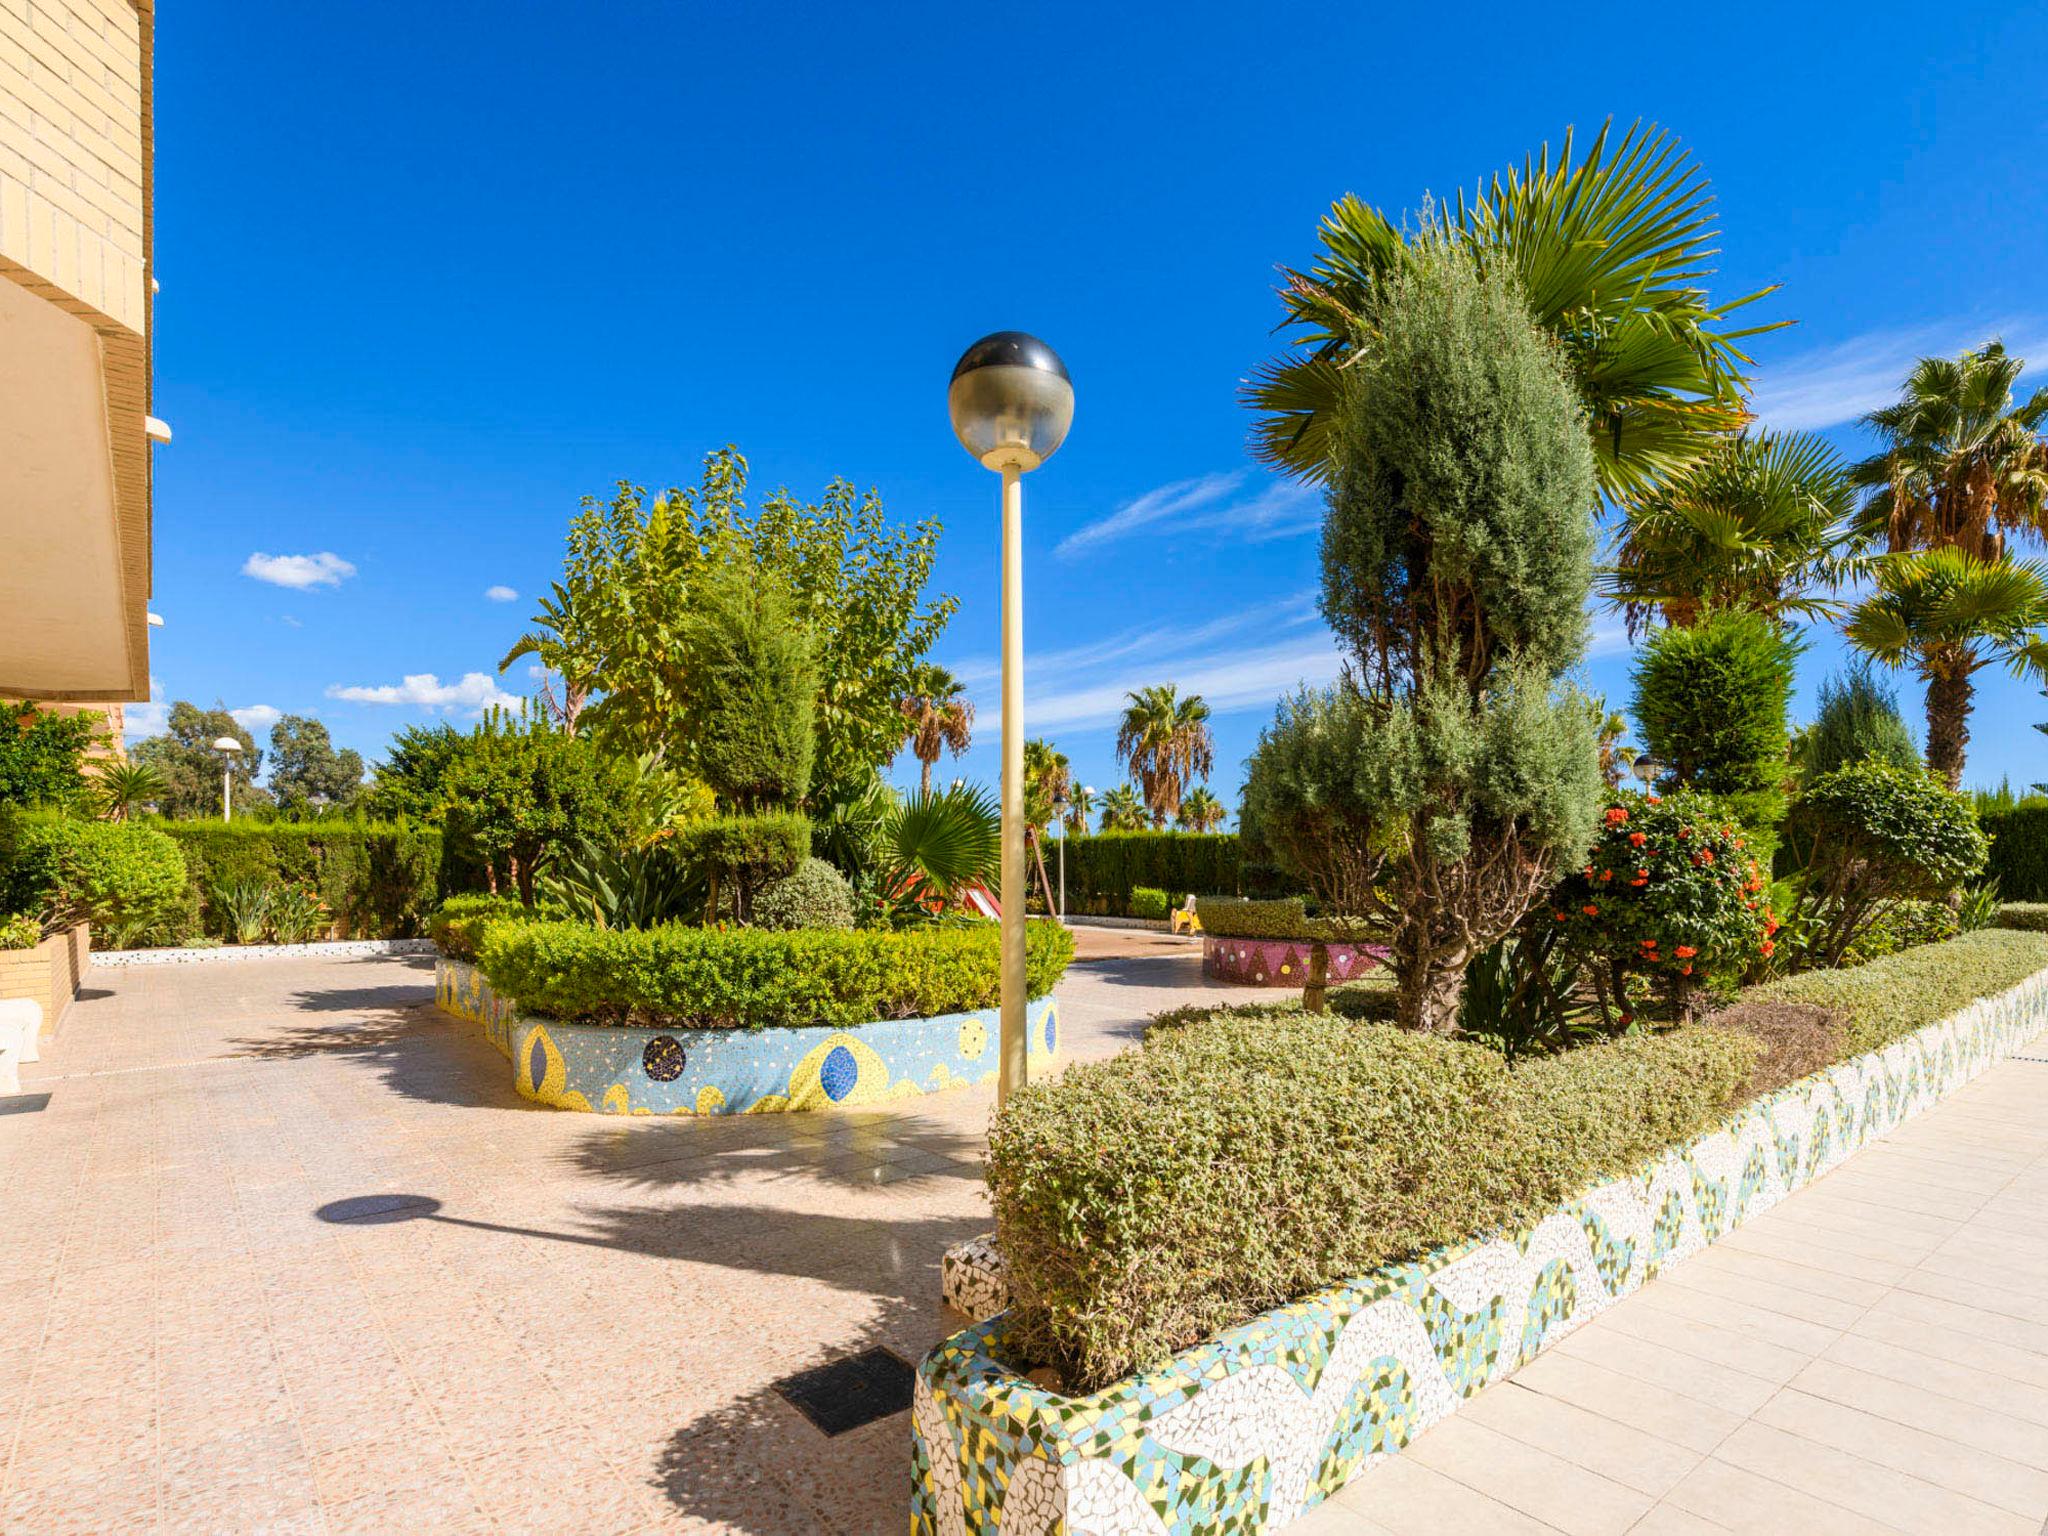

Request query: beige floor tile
[
  {"left": 1661, "top": 1457, "right": 1901, "bottom": 1534},
  {"left": 1325, "top": 1454, "right": 1562, "bottom": 1534},
  {"left": 1755, "top": 1388, "right": 2048, "bottom": 1516},
  {"left": 1714, "top": 1419, "right": 2031, "bottom": 1535},
  {"left": 1400, "top": 1413, "right": 1653, "bottom": 1534},
  {"left": 1457, "top": 1380, "right": 1702, "bottom": 1497}
]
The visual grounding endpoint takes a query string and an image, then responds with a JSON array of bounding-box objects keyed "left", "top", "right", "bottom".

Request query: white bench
[{"left": 0, "top": 999, "right": 41, "bottom": 1096}]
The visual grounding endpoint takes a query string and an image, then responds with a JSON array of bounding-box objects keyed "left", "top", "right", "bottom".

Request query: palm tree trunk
[
  {"left": 1924, "top": 664, "right": 1973, "bottom": 790},
  {"left": 919, "top": 757, "right": 932, "bottom": 796}
]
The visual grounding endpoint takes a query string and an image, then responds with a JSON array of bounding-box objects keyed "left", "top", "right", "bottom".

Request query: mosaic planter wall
[
  {"left": 913, "top": 965, "right": 2048, "bottom": 1535},
  {"left": 1201, "top": 935, "right": 1386, "bottom": 986},
  {"left": 436, "top": 956, "right": 1057, "bottom": 1115}
]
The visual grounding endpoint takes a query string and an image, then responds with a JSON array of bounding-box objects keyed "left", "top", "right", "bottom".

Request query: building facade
[{"left": 0, "top": 0, "right": 155, "bottom": 720}]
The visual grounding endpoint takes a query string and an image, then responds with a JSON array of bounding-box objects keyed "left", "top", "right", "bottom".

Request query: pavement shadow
[{"left": 559, "top": 1109, "right": 989, "bottom": 1192}]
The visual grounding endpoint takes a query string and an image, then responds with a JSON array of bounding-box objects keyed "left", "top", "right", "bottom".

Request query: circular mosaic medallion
[
  {"left": 819, "top": 1044, "right": 860, "bottom": 1102},
  {"left": 642, "top": 1034, "right": 687, "bottom": 1082}
]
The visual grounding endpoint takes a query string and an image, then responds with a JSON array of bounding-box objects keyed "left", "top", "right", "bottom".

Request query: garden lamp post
[
  {"left": 948, "top": 331, "right": 1074, "bottom": 1105},
  {"left": 212, "top": 737, "right": 242, "bottom": 823},
  {"left": 1632, "top": 754, "right": 1663, "bottom": 793},
  {"left": 1051, "top": 792, "right": 1070, "bottom": 923}
]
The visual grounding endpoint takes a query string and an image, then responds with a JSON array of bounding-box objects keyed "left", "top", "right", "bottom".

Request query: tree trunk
[
  {"left": 1396, "top": 956, "right": 1467, "bottom": 1035},
  {"left": 920, "top": 758, "right": 932, "bottom": 796},
  {"left": 1924, "top": 664, "right": 1973, "bottom": 790},
  {"left": 1303, "top": 941, "right": 1329, "bottom": 1015}
]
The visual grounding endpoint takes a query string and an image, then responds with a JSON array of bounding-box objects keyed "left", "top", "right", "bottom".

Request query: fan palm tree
[
  {"left": 1845, "top": 549, "right": 2048, "bottom": 788},
  {"left": 1062, "top": 784, "right": 1094, "bottom": 836},
  {"left": 1176, "top": 787, "right": 1227, "bottom": 832},
  {"left": 1116, "top": 685, "right": 1215, "bottom": 827},
  {"left": 1022, "top": 738, "right": 1071, "bottom": 834},
  {"left": 1604, "top": 430, "right": 1857, "bottom": 634},
  {"left": 1245, "top": 120, "right": 1782, "bottom": 501},
  {"left": 1097, "top": 785, "right": 1148, "bottom": 832},
  {"left": 895, "top": 664, "right": 974, "bottom": 795},
  {"left": 1850, "top": 342, "right": 2048, "bottom": 561},
  {"left": 89, "top": 757, "right": 166, "bottom": 821}
]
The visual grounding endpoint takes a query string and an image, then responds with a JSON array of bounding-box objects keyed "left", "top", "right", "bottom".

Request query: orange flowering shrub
[{"left": 1551, "top": 790, "right": 1771, "bottom": 1017}]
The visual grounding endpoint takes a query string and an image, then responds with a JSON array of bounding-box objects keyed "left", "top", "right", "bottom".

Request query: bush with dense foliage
[
  {"left": 479, "top": 917, "right": 1075, "bottom": 1030},
  {"left": 1127, "top": 886, "right": 1169, "bottom": 921},
  {"left": 439, "top": 710, "right": 632, "bottom": 906},
  {"left": 0, "top": 702, "right": 101, "bottom": 809},
  {"left": 1780, "top": 762, "right": 1988, "bottom": 968},
  {"left": 1192, "top": 897, "right": 1343, "bottom": 942},
  {"left": 1995, "top": 902, "right": 2048, "bottom": 932},
  {"left": 751, "top": 857, "right": 856, "bottom": 931},
  {"left": 1793, "top": 667, "right": 1919, "bottom": 779},
  {"left": 0, "top": 911, "right": 40, "bottom": 949},
  {"left": 162, "top": 822, "right": 443, "bottom": 943},
  {"left": 1057, "top": 831, "right": 1247, "bottom": 916},
  {"left": 670, "top": 811, "right": 809, "bottom": 920},
  {"left": 0, "top": 815, "right": 189, "bottom": 946},
  {"left": 1980, "top": 804, "right": 2048, "bottom": 900},
  {"left": 1632, "top": 607, "right": 1800, "bottom": 843},
  {"left": 1262, "top": 240, "right": 1603, "bottom": 1034},
  {"left": 428, "top": 894, "right": 557, "bottom": 960},
  {"left": 1549, "top": 790, "right": 1773, "bottom": 1019},
  {"left": 987, "top": 1012, "right": 1756, "bottom": 1389},
  {"left": 683, "top": 568, "right": 817, "bottom": 811}
]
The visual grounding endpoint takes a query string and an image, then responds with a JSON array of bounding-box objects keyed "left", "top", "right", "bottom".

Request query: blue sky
[{"left": 139, "top": 2, "right": 2048, "bottom": 814}]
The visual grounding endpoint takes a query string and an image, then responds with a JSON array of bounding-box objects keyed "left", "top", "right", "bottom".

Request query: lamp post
[
  {"left": 1632, "top": 754, "right": 1663, "bottom": 793},
  {"left": 212, "top": 737, "right": 243, "bottom": 823},
  {"left": 948, "top": 331, "right": 1074, "bottom": 1106},
  {"left": 1051, "top": 792, "right": 1070, "bottom": 923}
]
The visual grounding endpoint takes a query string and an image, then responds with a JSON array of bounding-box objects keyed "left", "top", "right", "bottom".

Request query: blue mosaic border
[
  {"left": 913, "top": 967, "right": 2048, "bottom": 1534},
  {"left": 435, "top": 956, "right": 1057, "bottom": 1114}
]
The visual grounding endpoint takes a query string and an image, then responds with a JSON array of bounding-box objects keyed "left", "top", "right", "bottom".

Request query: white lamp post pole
[
  {"left": 212, "top": 737, "right": 242, "bottom": 823},
  {"left": 1052, "top": 794, "right": 1070, "bottom": 924},
  {"left": 948, "top": 332, "right": 1073, "bottom": 1106}
]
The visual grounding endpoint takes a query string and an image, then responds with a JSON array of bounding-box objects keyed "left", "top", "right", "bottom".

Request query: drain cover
[
  {"left": 0, "top": 1093, "right": 50, "bottom": 1115},
  {"left": 772, "top": 1348, "right": 915, "bottom": 1436}
]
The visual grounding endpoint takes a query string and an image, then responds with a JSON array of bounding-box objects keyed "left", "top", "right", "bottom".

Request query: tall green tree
[
  {"left": 361, "top": 723, "right": 466, "bottom": 822},
  {"left": 682, "top": 570, "right": 817, "bottom": 812},
  {"left": 1793, "top": 667, "right": 1920, "bottom": 779},
  {"left": 1115, "top": 685, "right": 1214, "bottom": 828},
  {"left": 1845, "top": 550, "right": 2048, "bottom": 788},
  {"left": 897, "top": 664, "right": 974, "bottom": 795},
  {"left": 1249, "top": 240, "right": 1603, "bottom": 1035},
  {"left": 440, "top": 709, "right": 632, "bottom": 904},
  {"left": 0, "top": 702, "right": 101, "bottom": 808},
  {"left": 1605, "top": 430, "right": 1855, "bottom": 633},
  {"left": 1246, "top": 121, "right": 1780, "bottom": 501},
  {"left": 1096, "top": 785, "right": 1147, "bottom": 831},
  {"left": 267, "top": 715, "right": 363, "bottom": 812},
  {"left": 131, "top": 702, "right": 265, "bottom": 819}
]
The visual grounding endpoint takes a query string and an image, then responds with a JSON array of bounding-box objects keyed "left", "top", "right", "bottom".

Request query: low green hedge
[
  {"left": 161, "top": 822, "right": 443, "bottom": 941},
  {"left": 1745, "top": 928, "right": 2048, "bottom": 1057},
  {"left": 1129, "top": 886, "right": 1170, "bottom": 921},
  {"left": 988, "top": 1015, "right": 1758, "bottom": 1390},
  {"left": 0, "top": 811, "right": 189, "bottom": 946},
  {"left": 1193, "top": 896, "right": 1349, "bottom": 942},
  {"left": 1994, "top": 902, "right": 2048, "bottom": 932},
  {"left": 478, "top": 918, "right": 1076, "bottom": 1031},
  {"left": 429, "top": 894, "right": 558, "bottom": 961},
  {"left": 1060, "top": 831, "right": 1249, "bottom": 916}
]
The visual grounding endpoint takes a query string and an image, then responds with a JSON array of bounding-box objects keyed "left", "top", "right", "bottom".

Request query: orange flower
[
  {"left": 1554, "top": 911, "right": 1569, "bottom": 922},
  {"left": 1605, "top": 807, "right": 1629, "bottom": 826},
  {"left": 1628, "top": 830, "right": 1647, "bottom": 847},
  {"left": 1641, "top": 937, "right": 1658, "bottom": 948},
  {"left": 1678, "top": 825, "right": 1692, "bottom": 839},
  {"left": 1599, "top": 869, "right": 1613, "bottom": 882},
  {"left": 1582, "top": 904, "right": 1600, "bottom": 916},
  {"left": 1680, "top": 963, "right": 1694, "bottom": 975},
  {"left": 1675, "top": 945, "right": 1696, "bottom": 959},
  {"left": 1618, "top": 1011, "right": 1634, "bottom": 1026},
  {"left": 1760, "top": 938, "right": 1776, "bottom": 957},
  {"left": 1646, "top": 794, "right": 1662, "bottom": 804},
  {"left": 1636, "top": 867, "right": 1650, "bottom": 878}
]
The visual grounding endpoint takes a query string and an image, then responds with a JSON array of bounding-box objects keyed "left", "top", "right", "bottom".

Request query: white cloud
[
  {"left": 485, "top": 585, "right": 519, "bottom": 603},
  {"left": 1055, "top": 471, "right": 1321, "bottom": 559},
  {"left": 280, "top": 615, "right": 303, "bottom": 628},
  {"left": 229, "top": 704, "right": 281, "bottom": 732},
  {"left": 1752, "top": 318, "right": 2048, "bottom": 432},
  {"left": 242, "top": 551, "right": 357, "bottom": 589},
  {"left": 325, "top": 671, "right": 519, "bottom": 712},
  {"left": 123, "top": 676, "right": 168, "bottom": 737}
]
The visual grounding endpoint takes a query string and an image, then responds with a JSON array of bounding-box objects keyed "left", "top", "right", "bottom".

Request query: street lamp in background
[
  {"left": 1632, "top": 754, "right": 1664, "bottom": 793},
  {"left": 212, "top": 737, "right": 242, "bottom": 823},
  {"left": 1051, "top": 792, "right": 1071, "bottom": 923},
  {"left": 948, "top": 331, "right": 1074, "bottom": 1106}
]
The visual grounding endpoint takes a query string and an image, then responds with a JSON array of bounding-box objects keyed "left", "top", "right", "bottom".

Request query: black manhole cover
[{"left": 771, "top": 1348, "right": 915, "bottom": 1436}]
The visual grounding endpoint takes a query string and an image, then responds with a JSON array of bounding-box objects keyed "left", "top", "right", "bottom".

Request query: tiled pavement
[
  {"left": 1296, "top": 1030, "right": 2048, "bottom": 1536},
  {"left": 0, "top": 928, "right": 1254, "bottom": 1534}
]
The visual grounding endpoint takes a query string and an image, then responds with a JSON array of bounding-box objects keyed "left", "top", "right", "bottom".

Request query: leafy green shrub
[
  {"left": 1840, "top": 899, "right": 1958, "bottom": 966},
  {"left": 479, "top": 918, "right": 1075, "bottom": 1030},
  {"left": 751, "top": 857, "right": 855, "bottom": 931},
  {"left": 31, "top": 821, "right": 189, "bottom": 946},
  {"left": 1193, "top": 896, "right": 1344, "bottom": 942},
  {"left": 1994, "top": 902, "right": 2048, "bottom": 932},
  {"left": 683, "top": 568, "right": 817, "bottom": 810},
  {"left": 1550, "top": 790, "right": 1772, "bottom": 1018},
  {"left": 429, "top": 894, "right": 554, "bottom": 961},
  {"left": 267, "top": 885, "right": 330, "bottom": 945},
  {"left": 1632, "top": 607, "right": 1800, "bottom": 846},
  {"left": 1781, "top": 763, "right": 1988, "bottom": 968},
  {"left": 670, "top": 812, "right": 809, "bottom": 919},
  {"left": 987, "top": 1013, "right": 1756, "bottom": 1390},
  {"left": 1980, "top": 804, "right": 2048, "bottom": 900},
  {"left": 0, "top": 702, "right": 100, "bottom": 809},
  {"left": 1128, "top": 886, "right": 1169, "bottom": 921},
  {"left": 208, "top": 878, "right": 274, "bottom": 944},
  {"left": 1747, "top": 928, "right": 2048, "bottom": 1057},
  {"left": 1060, "top": 831, "right": 1247, "bottom": 916},
  {"left": 0, "top": 912, "right": 39, "bottom": 949},
  {"left": 1794, "top": 666, "right": 1919, "bottom": 779},
  {"left": 161, "top": 822, "right": 442, "bottom": 940}
]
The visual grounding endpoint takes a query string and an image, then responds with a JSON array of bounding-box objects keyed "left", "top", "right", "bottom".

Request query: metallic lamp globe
[
  {"left": 947, "top": 331, "right": 1073, "bottom": 472},
  {"left": 1632, "top": 754, "right": 1663, "bottom": 787},
  {"left": 212, "top": 737, "right": 242, "bottom": 754}
]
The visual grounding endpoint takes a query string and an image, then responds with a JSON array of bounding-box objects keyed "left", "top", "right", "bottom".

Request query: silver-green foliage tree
[
  {"left": 1247, "top": 242, "right": 1604, "bottom": 1034},
  {"left": 683, "top": 569, "right": 817, "bottom": 812}
]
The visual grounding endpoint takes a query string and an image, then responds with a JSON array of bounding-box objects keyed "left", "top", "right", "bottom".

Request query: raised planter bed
[
  {"left": 436, "top": 956, "right": 1059, "bottom": 1115},
  {"left": 1202, "top": 935, "right": 1386, "bottom": 986},
  {"left": 0, "top": 922, "right": 88, "bottom": 1040},
  {"left": 912, "top": 964, "right": 2048, "bottom": 1534}
]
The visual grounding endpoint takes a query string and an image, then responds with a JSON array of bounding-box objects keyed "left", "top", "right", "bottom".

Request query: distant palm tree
[
  {"left": 1851, "top": 342, "right": 2048, "bottom": 560},
  {"left": 1846, "top": 549, "right": 2048, "bottom": 788},
  {"left": 896, "top": 664, "right": 974, "bottom": 795},
  {"left": 1062, "top": 784, "right": 1094, "bottom": 836},
  {"left": 1022, "top": 738, "right": 1071, "bottom": 835},
  {"left": 90, "top": 757, "right": 165, "bottom": 821},
  {"left": 1176, "top": 787, "right": 1227, "bottom": 832},
  {"left": 1116, "top": 685, "right": 1214, "bottom": 827},
  {"left": 1097, "top": 785, "right": 1148, "bottom": 832}
]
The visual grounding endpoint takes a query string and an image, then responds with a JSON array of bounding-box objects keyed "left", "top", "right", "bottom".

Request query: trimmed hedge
[
  {"left": 0, "top": 811, "right": 189, "bottom": 945},
  {"left": 161, "top": 822, "right": 443, "bottom": 941},
  {"left": 429, "top": 894, "right": 555, "bottom": 961},
  {"left": 1128, "top": 887, "right": 1169, "bottom": 921},
  {"left": 1744, "top": 927, "right": 2048, "bottom": 1058},
  {"left": 1060, "top": 832, "right": 1248, "bottom": 916},
  {"left": 1994, "top": 902, "right": 2048, "bottom": 932},
  {"left": 1193, "top": 896, "right": 1346, "bottom": 942},
  {"left": 478, "top": 918, "right": 1076, "bottom": 1031},
  {"left": 987, "top": 1014, "right": 1758, "bottom": 1389},
  {"left": 1981, "top": 804, "right": 2048, "bottom": 900}
]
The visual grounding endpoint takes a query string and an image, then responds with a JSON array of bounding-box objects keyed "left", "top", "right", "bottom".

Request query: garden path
[
  {"left": 0, "top": 942, "right": 1269, "bottom": 1534},
  {"left": 1295, "top": 1028, "right": 2048, "bottom": 1536}
]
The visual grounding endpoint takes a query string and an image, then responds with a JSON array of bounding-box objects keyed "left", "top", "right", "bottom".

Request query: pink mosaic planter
[{"left": 1201, "top": 935, "right": 1387, "bottom": 985}]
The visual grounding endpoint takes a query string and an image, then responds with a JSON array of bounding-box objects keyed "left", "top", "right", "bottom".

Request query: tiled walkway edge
[{"left": 911, "top": 967, "right": 2048, "bottom": 1535}]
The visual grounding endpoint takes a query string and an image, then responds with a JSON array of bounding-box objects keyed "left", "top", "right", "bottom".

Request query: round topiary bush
[{"left": 750, "top": 857, "right": 855, "bottom": 931}]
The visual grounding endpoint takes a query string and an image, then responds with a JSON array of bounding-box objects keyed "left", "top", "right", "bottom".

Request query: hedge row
[
  {"left": 1055, "top": 832, "right": 1250, "bottom": 916},
  {"left": 986, "top": 929, "right": 2048, "bottom": 1390},
  {"left": 428, "top": 894, "right": 552, "bottom": 960},
  {"left": 1994, "top": 902, "right": 2048, "bottom": 932},
  {"left": 477, "top": 918, "right": 1076, "bottom": 1031},
  {"left": 1981, "top": 804, "right": 2048, "bottom": 900},
  {"left": 161, "top": 822, "right": 443, "bottom": 941},
  {"left": 1193, "top": 896, "right": 1346, "bottom": 942},
  {"left": 987, "top": 1013, "right": 1758, "bottom": 1390}
]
